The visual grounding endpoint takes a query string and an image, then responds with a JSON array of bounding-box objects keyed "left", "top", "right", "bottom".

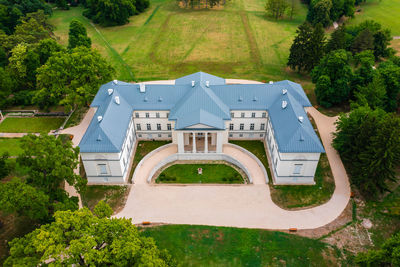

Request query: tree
[
  {"left": 352, "top": 50, "right": 375, "bottom": 88},
  {"left": 4, "top": 204, "right": 176, "bottom": 266},
  {"left": 312, "top": 49, "right": 353, "bottom": 107},
  {"left": 265, "top": 0, "right": 288, "bottom": 20},
  {"left": 34, "top": 38, "right": 64, "bottom": 65},
  {"left": 356, "top": 232, "right": 400, "bottom": 266},
  {"left": 0, "top": 152, "right": 10, "bottom": 178},
  {"left": 351, "top": 28, "right": 374, "bottom": 54},
  {"left": 93, "top": 200, "right": 113, "bottom": 218},
  {"left": 326, "top": 25, "right": 348, "bottom": 53},
  {"left": 333, "top": 106, "right": 400, "bottom": 198},
  {"left": 17, "top": 134, "right": 86, "bottom": 198},
  {"left": 353, "top": 73, "right": 387, "bottom": 110},
  {"left": 287, "top": 0, "right": 299, "bottom": 20},
  {"left": 68, "top": 19, "right": 91, "bottom": 49},
  {"left": 377, "top": 60, "right": 400, "bottom": 112},
  {"left": 135, "top": 0, "right": 150, "bottom": 12},
  {"left": 84, "top": 0, "right": 137, "bottom": 26},
  {"left": 0, "top": 178, "right": 50, "bottom": 220},
  {"left": 287, "top": 22, "right": 325, "bottom": 72},
  {"left": 34, "top": 47, "right": 114, "bottom": 110},
  {"left": 307, "top": 0, "right": 332, "bottom": 27},
  {"left": 0, "top": 67, "right": 13, "bottom": 108},
  {"left": 55, "top": 0, "right": 69, "bottom": 10}
]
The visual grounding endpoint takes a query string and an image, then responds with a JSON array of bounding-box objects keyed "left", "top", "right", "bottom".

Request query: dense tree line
[
  {"left": 178, "top": 0, "right": 225, "bottom": 9},
  {"left": 3, "top": 201, "right": 176, "bottom": 266},
  {"left": 288, "top": 20, "right": 397, "bottom": 110},
  {"left": 0, "top": 12, "right": 115, "bottom": 111},
  {"left": 83, "top": 0, "right": 149, "bottom": 26},
  {"left": 265, "top": 0, "right": 299, "bottom": 20},
  {"left": 306, "top": 0, "right": 355, "bottom": 27}
]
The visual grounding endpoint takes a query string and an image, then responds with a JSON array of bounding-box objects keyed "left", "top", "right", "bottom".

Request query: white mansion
[{"left": 79, "top": 72, "right": 325, "bottom": 184}]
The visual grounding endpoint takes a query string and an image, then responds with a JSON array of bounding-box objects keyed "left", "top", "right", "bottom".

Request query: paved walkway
[
  {"left": 116, "top": 107, "right": 351, "bottom": 229},
  {"left": 61, "top": 108, "right": 96, "bottom": 208}
]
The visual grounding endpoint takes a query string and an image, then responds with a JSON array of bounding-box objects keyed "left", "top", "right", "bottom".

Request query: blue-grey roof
[{"left": 79, "top": 72, "right": 325, "bottom": 154}]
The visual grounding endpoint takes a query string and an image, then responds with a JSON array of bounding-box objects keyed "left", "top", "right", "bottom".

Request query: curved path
[{"left": 116, "top": 107, "right": 350, "bottom": 229}]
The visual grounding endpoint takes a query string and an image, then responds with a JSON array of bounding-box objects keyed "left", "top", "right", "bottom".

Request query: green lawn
[
  {"left": 129, "top": 140, "right": 171, "bottom": 182},
  {"left": 141, "top": 225, "right": 343, "bottom": 266},
  {"left": 81, "top": 185, "right": 130, "bottom": 213},
  {"left": 230, "top": 140, "right": 335, "bottom": 209},
  {"left": 48, "top": 0, "right": 311, "bottom": 84},
  {"left": 348, "top": 0, "right": 400, "bottom": 36},
  {"left": 0, "top": 138, "right": 23, "bottom": 156},
  {"left": 156, "top": 163, "right": 244, "bottom": 183},
  {"left": 0, "top": 117, "right": 65, "bottom": 133}
]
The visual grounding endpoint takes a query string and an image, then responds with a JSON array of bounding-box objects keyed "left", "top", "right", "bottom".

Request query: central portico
[{"left": 177, "top": 131, "right": 223, "bottom": 154}]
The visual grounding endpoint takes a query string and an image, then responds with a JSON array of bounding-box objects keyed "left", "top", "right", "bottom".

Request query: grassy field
[
  {"left": 81, "top": 185, "right": 130, "bottom": 213},
  {"left": 141, "top": 224, "right": 343, "bottom": 266},
  {"left": 48, "top": 0, "right": 310, "bottom": 84},
  {"left": 348, "top": 0, "right": 400, "bottom": 36},
  {"left": 0, "top": 117, "right": 65, "bottom": 133},
  {"left": 156, "top": 163, "right": 244, "bottom": 183},
  {"left": 0, "top": 138, "right": 23, "bottom": 156},
  {"left": 129, "top": 140, "right": 171, "bottom": 182}
]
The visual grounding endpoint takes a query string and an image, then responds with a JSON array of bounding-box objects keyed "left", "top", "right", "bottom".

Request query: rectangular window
[
  {"left": 262, "top": 112, "right": 266, "bottom": 118},
  {"left": 156, "top": 112, "right": 160, "bottom": 118},
  {"left": 229, "top": 133, "right": 233, "bottom": 137},
  {"left": 229, "top": 123, "right": 234, "bottom": 130},
  {"left": 250, "top": 123, "right": 255, "bottom": 130},
  {"left": 241, "top": 112, "right": 245, "bottom": 118},
  {"left": 166, "top": 113, "right": 169, "bottom": 118},
  {"left": 167, "top": 124, "right": 171, "bottom": 130},
  {"left": 260, "top": 134, "right": 264, "bottom": 137},
  {"left": 293, "top": 164, "right": 303, "bottom": 174},
  {"left": 157, "top": 123, "right": 161, "bottom": 130},
  {"left": 231, "top": 112, "right": 234, "bottom": 118},
  {"left": 147, "top": 123, "right": 151, "bottom": 130},
  {"left": 158, "top": 134, "right": 161, "bottom": 137},
  {"left": 136, "top": 124, "right": 141, "bottom": 131},
  {"left": 138, "top": 134, "right": 142, "bottom": 137},
  {"left": 145, "top": 113, "right": 149, "bottom": 118},
  {"left": 168, "top": 134, "right": 171, "bottom": 137},
  {"left": 135, "top": 112, "right": 139, "bottom": 118},
  {"left": 240, "top": 124, "right": 244, "bottom": 130},
  {"left": 260, "top": 123, "right": 265, "bottom": 130},
  {"left": 239, "top": 133, "right": 243, "bottom": 137},
  {"left": 98, "top": 164, "right": 107, "bottom": 175},
  {"left": 251, "top": 112, "right": 255, "bottom": 118}
]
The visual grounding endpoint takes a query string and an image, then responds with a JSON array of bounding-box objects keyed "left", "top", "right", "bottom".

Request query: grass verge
[
  {"left": 141, "top": 224, "right": 342, "bottom": 266},
  {"left": 81, "top": 185, "right": 130, "bottom": 214},
  {"left": 0, "top": 138, "right": 23, "bottom": 156},
  {"left": 156, "top": 163, "right": 243, "bottom": 184},
  {"left": 0, "top": 117, "right": 65, "bottom": 133}
]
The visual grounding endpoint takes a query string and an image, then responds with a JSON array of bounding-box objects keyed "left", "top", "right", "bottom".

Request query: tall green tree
[
  {"left": 0, "top": 152, "right": 10, "bottom": 178},
  {"left": 326, "top": 25, "right": 348, "bottom": 52},
  {"left": 307, "top": 0, "right": 332, "bottom": 27},
  {"left": 333, "top": 106, "right": 400, "bottom": 198},
  {"left": 34, "top": 46, "right": 114, "bottom": 110},
  {"left": 351, "top": 28, "right": 374, "bottom": 54},
  {"left": 265, "top": 0, "right": 288, "bottom": 19},
  {"left": 34, "top": 38, "right": 64, "bottom": 65},
  {"left": 352, "top": 50, "right": 375, "bottom": 88},
  {"left": 377, "top": 60, "right": 400, "bottom": 112},
  {"left": 287, "top": 22, "right": 325, "bottom": 72},
  {"left": 4, "top": 204, "right": 176, "bottom": 266},
  {"left": 84, "top": 0, "right": 137, "bottom": 26},
  {"left": 312, "top": 49, "right": 353, "bottom": 107},
  {"left": 356, "top": 232, "right": 400, "bottom": 266},
  {"left": 17, "top": 134, "right": 86, "bottom": 198},
  {"left": 353, "top": 73, "right": 387, "bottom": 110},
  {"left": 68, "top": 19, "right": 91, "bottom": 49},
  {"left": 0, "top": 178, "right": 50, "bottom": 221}
]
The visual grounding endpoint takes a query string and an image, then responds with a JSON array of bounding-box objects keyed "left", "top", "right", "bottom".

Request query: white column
[
  {"left": 216, "top": 132, "right": 223, "bottom": 153},
  {"left": 211, "top": 133, "right": 216, "bottom": 146},
  {"left": 192, "top": 132, "right": 196, "bottom": 153},
  {"left": 204, "top": 132, "right": 208, "bottom": 153},
  {"left": 184, "top": 133, "right": 190, "bottom": 145},
  {"left": 177, "top": 131, "right": 184, "bottom": 154}
]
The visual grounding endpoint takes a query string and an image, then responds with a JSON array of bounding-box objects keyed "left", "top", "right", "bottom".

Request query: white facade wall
[
  {"left": 133, "top": 110, "right": 174, "bottom": 140},
  {"left": 228, "top": 110, "right": 268, "bottom": 139}
]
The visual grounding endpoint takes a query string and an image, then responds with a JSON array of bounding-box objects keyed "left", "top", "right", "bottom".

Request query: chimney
[
  {"left": 205, "top": 81, "right": 210, "bottom": 87},
  {"left": 113, "top": 80, "right": 118, "bottom": 85},
  {"left": 282, "top": 89, "right": 287, "bottom": 95},
  {"left": 298, "top": 116, "right": 304, "bottom": 123},
  {"left": 139, "top": 83, "right": 146, "bottom": 93},
  {"left": 281, "top": 100, "right": 287, "bottom": 109},
  {"left": 108, "top": 88, "right": 113, "bottom": 95},
  {"left": 115, "top": 96, "right": 120, "bottom": 105},
  {"left": 269, "top": 81, "right": 273, "bottom": 84},
  {"left": 192, "top": 80, "right": 195, "bottom": 87},
  {"left": 97, "top": 116, "right": 103, "bottom": 122}
]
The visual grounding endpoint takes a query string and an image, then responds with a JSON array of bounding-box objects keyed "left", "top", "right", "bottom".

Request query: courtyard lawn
[
  {"left": 81, "top": 185, "right": 130, "bottom": 214},
  {"left": 0, "top": 117, "right": 65, "bottom": 133},
  {"left": 141, "top": 225, "right": 343, "bottom": 266},
  {"left": 230, "top": 140, "right": 335, "bottom": 209},
  {"left": 156, "top": 163, "right": 244, "bottom": 184},
  {"left": 347, "top": 0, "right": 400, "bottom": 36},
  {"left": 0, "top": 138, "right": 23, "bottom": 156},
  {"left": 129, "top": 140, "right": 171, "bottom": 182},
  {"left": 48, "top": 0, "right": 311, "bottom": 84}
]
